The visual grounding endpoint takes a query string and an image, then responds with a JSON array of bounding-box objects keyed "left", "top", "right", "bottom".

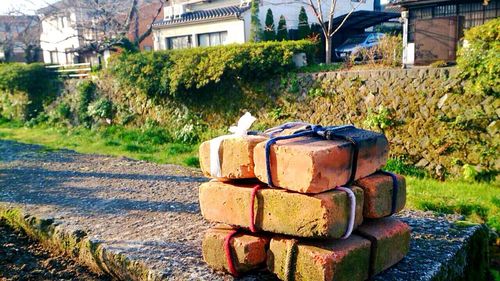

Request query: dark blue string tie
[
  {"left": 379, "top": 170, "right": 399, "bottom": 215},
  {"left": 264, "top": 124, "right": 358, "bottom": 188}
]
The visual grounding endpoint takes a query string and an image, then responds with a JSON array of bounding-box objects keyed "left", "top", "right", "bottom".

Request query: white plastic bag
[{"left": 209, "top": 112, "right": 257, "bottom": 177}]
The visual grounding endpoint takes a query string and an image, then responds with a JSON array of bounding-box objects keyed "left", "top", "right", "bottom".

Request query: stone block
[
  {"left": 356, "top": 218, "right": 411, "bottom": 275},
  {"left": 267, "top": 235, "right": 371, "bottom": 281},
  {"left": 253, "top": 130, "right": 388, "bottom": 193},
  {"left": 199, "top": 135, "right": 267, "bottom": 180},
  {"left": 355, "top": 173, "right": 406, "bottom": 218},
  {"left": 202, "top": 225, "right": 269, "bottom": 274},
  {"left": 199, "top": 181, "right": 364, "bottom": 238}
]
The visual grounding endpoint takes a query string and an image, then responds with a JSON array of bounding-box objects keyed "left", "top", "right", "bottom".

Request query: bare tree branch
[
  {"left": 305, "top": 0, "right": 365, "bottom": 63},
  {"left": 329, "top": 1, "right": 363, "bottom": 37}
]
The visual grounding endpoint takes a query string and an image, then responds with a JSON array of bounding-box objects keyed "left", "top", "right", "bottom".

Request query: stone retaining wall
[
  {"left": 281, "top": 67, "right": 498, "bottom": 178},
  {"left": 60, "top": 67, "right": 499, "bottom": 178}
]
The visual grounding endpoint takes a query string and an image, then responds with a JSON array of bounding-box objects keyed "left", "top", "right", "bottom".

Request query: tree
[
  {"left": 263, "top": 8, "right": 276, "bottom": 41},
  {"left": 276, "top": 15, "right": 288, "bottom": 41},
  {"left": 32, "top": 0, "right": 165, "bottom": 54},
  {"left": 297, "top": 6, "right": 311, "bottom": 40},
  {"left": 306, "top": 0, "right": 365, "bottom": 63},
  {"left": 249, "top": 0, "right": 263, "bottom": 42},
  {"left": 0, "top": 15, "right": 41, "bottom": 63}
]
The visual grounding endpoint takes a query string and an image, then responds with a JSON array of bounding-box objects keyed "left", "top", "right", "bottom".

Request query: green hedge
[
  {"left": 457, "top": 18, "right": 500, "bottom": 97},
  {"left": 108, "top": 40, "right": 316, "bottom": 97},
  {"left": 0, "top": 63, "right": 59, "bottom": 121}
]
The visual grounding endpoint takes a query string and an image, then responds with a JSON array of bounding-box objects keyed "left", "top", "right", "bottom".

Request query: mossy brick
[
  {"left": 253, "top": 132, "right": 388, "bottom": 194},
  {"left": 356, "top": 218, "right": 411, "bottom": 276},
  {"left": 202, "top": 225, "right": 269, "bottom": 274},
  {"left": 354, "top": 173, "right": 406, "bottom": 219},
  {"left": 199, "top": 181, "right": 364, "bottom": 239},
  {"left": 267, "top": 235, "right": 371, "bottom": 281},
  {"left": 199, "top": 135, "right": 267, "bottom": 180}
]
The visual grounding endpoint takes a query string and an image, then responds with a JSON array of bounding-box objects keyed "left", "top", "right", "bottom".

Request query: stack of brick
[{"left": 198, "top": 121, "right": 411, "bottom": 280}]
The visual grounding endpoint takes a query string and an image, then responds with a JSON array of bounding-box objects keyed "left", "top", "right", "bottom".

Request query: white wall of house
[
  {"left": 154, "top": 18, "right": 246, "bottom": 50},
  {"left": 154, "top": 0, "right": 374, "bottom": 50},
  {"left": 40, "top": 11, "right": 81, "bottom": 65}
]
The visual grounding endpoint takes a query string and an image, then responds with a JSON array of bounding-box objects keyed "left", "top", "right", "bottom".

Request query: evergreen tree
[
  {"left": 263, "top": 8, "right": 276, "bottom": 41},
  {"left": 249, "top": 0, "right": 263, "bottom": 42},
  {"left": 297, "top": 6, "right": 311, "bottom": 39},
  {"left": 276, "top": 15, "right": 288, "bottom": 41}
]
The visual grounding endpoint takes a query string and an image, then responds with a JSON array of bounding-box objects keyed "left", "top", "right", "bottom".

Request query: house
[
  {"left": 0, "top": 15, "right": 42, "bottom": 63},
  {"left": 152, "top": 0, "right": 376, "bottom": 50},
  {"left": 37, "top": 1, "right": 100, "bottom": 65},
  {"left": 128, "top": 2, "right": 164, "bottom": 51},
  {"left": 392, "top": 0, "right": 500, "bottom": 66}
]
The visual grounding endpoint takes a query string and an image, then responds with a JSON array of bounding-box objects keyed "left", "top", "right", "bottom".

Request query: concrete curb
[{"left": 0, "top": 206, "right": 164, "bottom": 281}]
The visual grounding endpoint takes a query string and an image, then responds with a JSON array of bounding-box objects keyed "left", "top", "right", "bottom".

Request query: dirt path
[{"left": 0, "top": 219, "right": 108, "bottom": 281}]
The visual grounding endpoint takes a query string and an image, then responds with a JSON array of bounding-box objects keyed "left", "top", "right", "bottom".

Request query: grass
[
  {"left": 0, "top": 121, "right": 498, "bottom": 232},
  {"left": 404, "top": 176, "right": 499, "bottom": 232},
  {"left": 0, "top": 122, "right": 199, "bottom": 167},
  {"left": 297, "top": 62, "right": 343, "bottom": 73}
]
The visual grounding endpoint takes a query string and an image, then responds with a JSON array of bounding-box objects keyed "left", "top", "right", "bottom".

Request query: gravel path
[{"left": 0, "top": 140, "right": 488, "bottom": 280}]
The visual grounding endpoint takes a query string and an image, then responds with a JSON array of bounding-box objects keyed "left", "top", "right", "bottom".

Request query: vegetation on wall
[
  {"left": 0, "top": 63, "right": 59, "bottom": 121},
  {"left": 457, "top": 17, "right": 499, "bottom": 97}
]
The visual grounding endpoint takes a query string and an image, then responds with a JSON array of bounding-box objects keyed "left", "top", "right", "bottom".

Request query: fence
[{"left": 46, "top": 62, "right": 91, "bottom": 78}]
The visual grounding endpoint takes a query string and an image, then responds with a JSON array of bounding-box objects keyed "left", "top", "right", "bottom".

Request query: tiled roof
[{"left": 153, "top": 5, "right": 248, "bottom": 27}]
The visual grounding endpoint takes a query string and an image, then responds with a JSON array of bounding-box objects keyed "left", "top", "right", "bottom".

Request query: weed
[
  {"left": 184, "top": 156, "right": 200, "bottom": 167},
  {"left": 364, "top": 105, "right": 394, "bottom": 130},
  {"left": 384, "top": 158, "right": 428, "bottom": 178}
]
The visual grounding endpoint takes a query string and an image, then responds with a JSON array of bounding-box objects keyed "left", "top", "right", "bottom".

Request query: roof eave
[{"left": 152, "top": 14, "right": 242, "bottom": 29}]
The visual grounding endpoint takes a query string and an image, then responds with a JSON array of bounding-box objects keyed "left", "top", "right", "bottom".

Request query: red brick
[
  {"left": 202, "top": 225, "right": 269, "bottom": 274},
  {"left": 199, "top": 135, "right": 267, "bottom": 180},
  {"left": 355, "top": 173, "right": 406, "bottom": 218},
  {"left": 199, "top": 181, "right": 364, "bottom": 239},
  {"left": 355, "top": 218, "right": 411, "bottom": 275},
  {"left": 267, "top": 235, "right": 371, "bottom": 281},
  {"left": 253, "top": 133, "right": 388, "bottom": 193}
]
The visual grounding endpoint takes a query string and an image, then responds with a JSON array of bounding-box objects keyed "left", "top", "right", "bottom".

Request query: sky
[
  {"left": 0, "top": 0, "right": 392, "bottom": 15},
  {"left": 0, "top": 0, "right": 58, "bottom": 15}
]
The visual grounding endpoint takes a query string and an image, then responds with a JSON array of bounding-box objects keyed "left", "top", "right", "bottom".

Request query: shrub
[
  {"left": 88, "top": 98, "right": 113, "bottom": 121},
  {"left": 356, "top": 35, "right": 402, "bottom": 67},
  {"left": 77, "top": 80, "right": 96, "bottom": 127},
  {"left": 56, "top": 102, "right": 71, "bottom": 120},
  {"left": 108, "top": 40, "right": 316, "bottom": 97},
  {"left": 429, "top": 60, "right": 448, "bottom": 68},
  {"left": 0, "top": 63, "right": 59, "bottom": 121},
  {"left": 457, "top": 18, "right": 500, "bottom": 96}
]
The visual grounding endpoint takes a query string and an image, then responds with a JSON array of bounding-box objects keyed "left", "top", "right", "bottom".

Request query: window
[
  {"left": 197, "top": 31, "right": 228, "bottom": 47},
  {"left": 166, "top": 35, "right": 192, "bottom": 50},
  {"left": 59, "top": 16, "right": 65, "bottom": 28},
  {"left": 143, "top": 45, "right": 153, "bottom": 51},
  {"left": 433, "top": 5, "right": 456, "bottom": 17}
]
